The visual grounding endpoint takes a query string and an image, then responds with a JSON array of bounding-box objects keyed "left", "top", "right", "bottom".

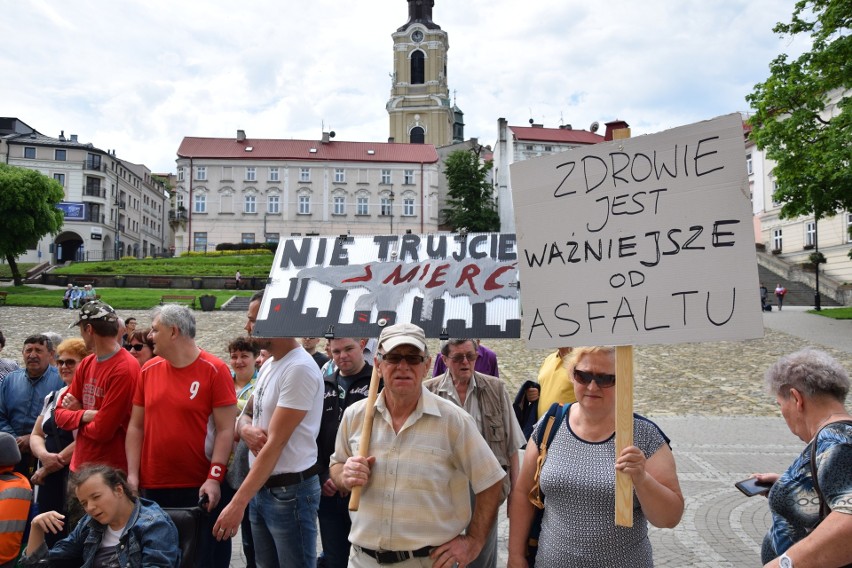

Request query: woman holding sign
[{"left": 507, "top": 346, "right": 684, "bottom": 567}]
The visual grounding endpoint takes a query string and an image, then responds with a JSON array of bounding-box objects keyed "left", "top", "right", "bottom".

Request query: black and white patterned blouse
[{"left": 534, "top": 404, "right": 670, "bottom": 567}]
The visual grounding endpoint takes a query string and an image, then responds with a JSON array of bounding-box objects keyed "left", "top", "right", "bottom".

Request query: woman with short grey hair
[{"left": 754, "top": 348, "right": 852, "bottom": 568}]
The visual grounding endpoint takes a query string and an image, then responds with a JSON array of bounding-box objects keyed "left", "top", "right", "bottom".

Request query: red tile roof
[
  {"left": 509, "top": 126, "right": 604, "bottom": 145},
  {"left": 177, "top": 137, "right": 439, "bottom": 163}
]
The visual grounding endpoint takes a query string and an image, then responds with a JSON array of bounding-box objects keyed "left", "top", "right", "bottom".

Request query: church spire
[{"left": 398, "top": 0, "right": 441, "bottom": 31}]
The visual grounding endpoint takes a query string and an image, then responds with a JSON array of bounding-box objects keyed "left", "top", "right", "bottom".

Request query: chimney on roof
[
  {"left": 70, "top": 134, "right": 78, "bottom": 143},
  {"left": 321, "top": 131, "right": 336, "bottom": 144},
  {"left": 237, "top": 129, "right": 246, "bottom": 142},
  {"left": 604, "top": 120, "right": 630, "bottom": 142},
  {"left": 559, "top": 124, "right": 573, "bottom": 130},
  {"left": 388, "top": 137, "right": 395, "bottom": 143},
  {"left": 531, "top": 124, "right": 543, "bottom": 128},
  {"left": 59, "top": 130, "right": 66, "bottom": 141}
]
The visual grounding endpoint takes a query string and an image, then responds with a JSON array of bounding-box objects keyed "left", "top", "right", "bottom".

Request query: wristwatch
[{"left": 779, "top": 552, "right": 793, "bottom": 568}]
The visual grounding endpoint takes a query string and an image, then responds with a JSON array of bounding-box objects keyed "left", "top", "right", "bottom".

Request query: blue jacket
[
  {"left": 21, "top": 498, "right": 180, "bottom": 567},
  {"left": 0, "top": 367, "right": 63, "bottom": 437}
]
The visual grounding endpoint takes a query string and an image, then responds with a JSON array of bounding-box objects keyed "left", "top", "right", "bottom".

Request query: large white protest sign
[
  {"left": 252, "top": 233, "right": 521, "bottom": 339},
  {"left": 511, "top": 113, "right": 763, "bottom": 348}
]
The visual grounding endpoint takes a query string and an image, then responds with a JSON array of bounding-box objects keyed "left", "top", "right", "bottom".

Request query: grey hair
[
  {"left": 765, "top": 348, "right": 849, "bottom": 403},
  {"left": 40, "top": 332, "right": 63, "bottom": 353},
  {"left": 151, "top": 304, "right": 196, "bottom": 339}
]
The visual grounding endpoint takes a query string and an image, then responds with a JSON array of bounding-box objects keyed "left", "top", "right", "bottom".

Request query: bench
[
  {"left": 160, "top": 295, "right": 197, "bottom": 309},
  {"left": 0, "top": 291, "right": 7, "bottom": 306},
  {"left": 148, "top": 278, "right": 172, "bottom": 288}
]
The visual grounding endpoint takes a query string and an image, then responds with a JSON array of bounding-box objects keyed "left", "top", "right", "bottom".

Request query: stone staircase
[
  {"left": 757, "top": 264, "right": 841, "bottom": 308},
  {"left": 221, "top": 295, "right": 252, "bottom": 312}
]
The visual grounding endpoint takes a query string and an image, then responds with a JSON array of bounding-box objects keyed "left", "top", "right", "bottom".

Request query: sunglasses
[
  {"left": 56, "top": 359, "right": 77, "bottom": 367},
  {"left": 573, "top": 369, "right": 616, "bottom": 388},
  {"left": 380, "top": 353, "right": 426, "bottom": 365},
  {"left": 448, "top": 353, "right": 478, "bottom": 363},
  {"left": 125, "top": 344, "right": 146, "bottom": 352}
]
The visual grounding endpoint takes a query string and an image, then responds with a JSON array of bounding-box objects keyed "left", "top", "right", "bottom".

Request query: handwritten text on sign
[
  {"left": 510, "top": 114, "right": 763, "bottom": 348},
  {"left": 252, "top": 233, "right": 521, "bottom": 339}
]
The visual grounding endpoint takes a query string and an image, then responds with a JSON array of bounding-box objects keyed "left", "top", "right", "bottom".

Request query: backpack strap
[{"left": 809, "top": 419, "right": 852, "bottom": 521}]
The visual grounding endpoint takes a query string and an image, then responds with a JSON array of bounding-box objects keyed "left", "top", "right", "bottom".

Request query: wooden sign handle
[
  {"left": 615, "top": 345, "right": 634, "bottom": 527},
  {"left": 348, "top": 364, "right": 381, "bottom": 511}
]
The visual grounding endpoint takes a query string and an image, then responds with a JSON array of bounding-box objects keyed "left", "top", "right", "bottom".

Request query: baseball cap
[
  {"left": 69, "top": 300, "right": 119, "bottom": 329},
  {"left": 377, "top": 322, "right": 427, "bottom": 353}
]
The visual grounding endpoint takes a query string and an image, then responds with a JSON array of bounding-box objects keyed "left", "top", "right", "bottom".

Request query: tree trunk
[{"left": 5, "top": 254, "right": 22, "bottom": 286}]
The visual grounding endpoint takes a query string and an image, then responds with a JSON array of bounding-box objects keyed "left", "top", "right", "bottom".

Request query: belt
[
  {"left": 358, "top": 545, "right": 432, "bottom": 565},
  {"left": 264, "top": 464, "right": 319, "bottom": 488}
]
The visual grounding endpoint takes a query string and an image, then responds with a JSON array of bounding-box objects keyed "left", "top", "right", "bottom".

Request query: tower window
[
  {"left": 411, "top": 51, "right": 425, "bottom": 84},
  {"left": 410, "top": 127, "right": 425, "bottom": 144}
]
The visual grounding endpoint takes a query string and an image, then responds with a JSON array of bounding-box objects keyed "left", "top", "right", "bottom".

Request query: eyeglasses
[
  {"left": 447, "top": 353, "right": 478, "bottom": 363},
  {"left": 573, "top": 369, "right": 616, "bottom": 388},
  {"left": 125, "top": 344, "right": 145, "bottom": 352},
  {"left": 56, "top": 359, "right": 77, "bottom": 367},
  {"left": 380, "top": 353, "right": 426, "bottom": 365}
]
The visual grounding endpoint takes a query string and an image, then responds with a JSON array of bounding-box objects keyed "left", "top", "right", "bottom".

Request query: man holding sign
[{"left": 330, "top": 323, "right": 505, "bottom": 568}]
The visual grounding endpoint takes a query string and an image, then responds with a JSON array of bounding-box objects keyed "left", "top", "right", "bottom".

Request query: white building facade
[{"left": 173, "top": 131, "right": 441, "bottom": 251}]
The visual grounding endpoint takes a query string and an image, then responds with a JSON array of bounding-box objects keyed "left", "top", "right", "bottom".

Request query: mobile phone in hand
[{"left": 735, "top": 477, "right": 772, "bottom": 497}]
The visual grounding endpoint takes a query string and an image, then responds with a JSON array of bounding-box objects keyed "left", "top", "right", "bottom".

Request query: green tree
[
  {"left": 442, "top": 149, "right": 500, "bottom": 233},
  {"left": 746, "top": 0, "right": 851, "bottom": 258},
  {"left": 0, "top": 164, "right": 65, "bottom": 285}
]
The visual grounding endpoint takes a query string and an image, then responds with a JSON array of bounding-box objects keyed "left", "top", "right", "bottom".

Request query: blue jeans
[
  {"left": 318, "top": 492, "right": 352, "bottom": 568},
  {"left": 251, "top": 475, "right": 320, "bottom": 568}
]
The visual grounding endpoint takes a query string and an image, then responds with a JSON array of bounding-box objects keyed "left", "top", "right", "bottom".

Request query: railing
[
  {"left": 84, "top": 186, "right": 105, "bottom": 198},
  {"left": 168, "top": 210, "right": 188, "bottom": 221},
  {"left": 84, "top": 159, "right": 105, "bottom": 172}
]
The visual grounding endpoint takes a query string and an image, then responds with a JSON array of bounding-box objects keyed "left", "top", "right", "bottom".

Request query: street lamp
[{"left": 388, "top": 190, "right": 395, "bottom": 234}]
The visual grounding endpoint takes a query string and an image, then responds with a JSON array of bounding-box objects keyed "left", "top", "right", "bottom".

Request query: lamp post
[
  {"left": 388, "top": 190, "right": 395, "bottom": 234},
  {"left": 814, "top": 217, "right": 822, "bottom": 311}
]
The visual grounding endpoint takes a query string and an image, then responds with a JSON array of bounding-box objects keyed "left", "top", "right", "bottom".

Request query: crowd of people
[{"left": 0, "top": 295, "right": 850, "bottom": 568}]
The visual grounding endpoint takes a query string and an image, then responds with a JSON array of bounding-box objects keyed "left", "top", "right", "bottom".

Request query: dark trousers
[
  {"left": 143, "top": 486, "right": 231, "bottom": 568},
  {"left": 318, "top": 492, "right": 352, "bottom": 568}
]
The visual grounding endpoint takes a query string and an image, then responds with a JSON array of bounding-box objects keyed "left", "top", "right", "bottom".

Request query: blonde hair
[
  {"left": 56, "top": 337, "right": 90, "bottom": 360},
  {"left": 562, "top": 346, "right": 615, "bottom": 372}
]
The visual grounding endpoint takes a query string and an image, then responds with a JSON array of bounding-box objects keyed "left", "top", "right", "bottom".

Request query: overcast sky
[{"left": 2, "top": 0, "right": 807, "bottom": 174}]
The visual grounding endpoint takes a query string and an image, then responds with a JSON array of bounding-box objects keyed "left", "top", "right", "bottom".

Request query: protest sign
[
  {"left": 252, "top": 232, "right": 521, "bottom": 338},
  {"left": 511, "top": 113, "right": 763, "bottom": 348}
]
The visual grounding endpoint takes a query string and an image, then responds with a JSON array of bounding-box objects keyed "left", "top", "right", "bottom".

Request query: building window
[
  {"left": 194, "top": 193, "right": 206, "bottom": 213},
  {"left": 267, "top": 195, "right": 280, "bottom": 214},
  {"left": 772, "top": 228, "right": 783, "bottom": 252},
  {"left": 244, "top": 194, "right": 257, "bottom": 213},
  {"left": 526, "top": 145, "right": 534, "bottom": 151},
  {"left": 381, "top": 169, "right": 391, "bottom": 184},
  {"left": 298, "top": 195, "right": 311, "bottom": 214},
  {"left": 746, "top": 153, "right": 753, "bottom": 175},
  {"left": 805, "top": 221, "right": 816, "bottom": 247},
  {"left": 544, "top": 146, "right": 552, "bottom": 152},
  {"left": 381, "top": 197, "right": 392, "bottom": 216},
  {"left": 178, "top": 168, "right": 185, "bottom": 182},
  {"left": 771, "top": 179, "right": 780, "bottom": 207},
  {"left": 411, "top": 50, "right": 425, "bottom": 84},
  {"left": 404, "top": 170, "right": 415, "bottom": 184},
  {"left": 196, "top": 166, "right": 207, "bottom": 181},
  {"left": 193, "top": 232, "right": 208, "bottom": 252},
  {"left": 847, "top": 213, "right": 852, "bottom": 243},
  {"left": 403, "top": 198, "right": 415, "bottom": 216},
  {"left": 55, "top": 149, "right": 66, "bottom": 161},
  {"left": 357, "top": 196, "right": 369, "bottom": 215},
  {"left": 266, "top": 232, "right": 280, "bottom": 244},
  {"left": 53, "top": 173, "right": 65, "bottom": 187},
  {"left": 241, "top": 233, "right": 255, "bottom": 244},
  {"left": 246, "top": 167, "right": 256, "bottom": 181},
  {"left": 334, "top": 169, "right": 345, "bottom": 183},
  {"left": 269, "top": 167, "right": 279, "bottom": 181},
  {"left": 333, "top": 196, "right": 345, "bottom": 215},
  {"left": 177, "top": 194, "right": 184, "bottom": 209},
  {"left": 24, "top": 147, "right": 36, "bottom": 159},
  {"left": 410, "top": 127, "right": 424, "bottom": 144},
  {"left": 300, "top": 168, "right": 311, "bottom": 182}
]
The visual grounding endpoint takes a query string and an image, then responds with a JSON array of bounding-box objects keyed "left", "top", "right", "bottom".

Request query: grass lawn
[
  {"left": 52, "top": 254, "right": 273, "bottom": 277},
  {"left": 0, "top": 286, "right": 254, "bottom": 309},
  {"left": 810, "top": 306, "right": 852, "bottom": 320},
  {"left": 0, "top": 263, "right": 36, "bottom": 279}
]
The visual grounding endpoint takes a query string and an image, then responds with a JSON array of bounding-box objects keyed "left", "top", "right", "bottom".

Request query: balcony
[
  {"left": 169, "top": 210, "right": 188, "bottom": 221},
  {"left": 84, "top": 159, "right": 105, "bottom": 172},
  {"left": 84, "top": 186, "right": 106, "bottom": 198}
]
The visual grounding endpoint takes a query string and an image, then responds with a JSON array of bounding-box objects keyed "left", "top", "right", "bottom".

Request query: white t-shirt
[{"left": 250, "top": 346, "right": 323, "bottom": 474}]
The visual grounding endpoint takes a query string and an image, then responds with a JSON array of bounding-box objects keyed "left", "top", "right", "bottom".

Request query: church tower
[{"left": 387, "top": 0, "right": 463, "bottom": 146}]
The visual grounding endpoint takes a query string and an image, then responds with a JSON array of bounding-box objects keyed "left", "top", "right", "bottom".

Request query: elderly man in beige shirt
[{"left": 330, "top": 323, "right": 505, "bottom": 568}]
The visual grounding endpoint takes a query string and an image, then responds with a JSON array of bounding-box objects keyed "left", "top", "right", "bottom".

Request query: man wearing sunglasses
[
  {"left": 330, "top": 323, "right": 506, "bottom": 568},
  {"left": 54, "top": 301, "right": 138, "bottom": 473},
  {"left": 425, "top": 339, "right": 524, "bottom": 568}
]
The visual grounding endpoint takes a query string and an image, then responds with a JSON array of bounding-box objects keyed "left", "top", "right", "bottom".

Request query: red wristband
[{"left": 208, "top": 463, "right": 227, "bottom": 481}]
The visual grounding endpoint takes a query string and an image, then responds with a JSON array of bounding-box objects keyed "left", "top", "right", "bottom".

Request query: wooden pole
[
  {"left": 615, "top": 345, "right": 635, "bottom": 527},
  {"left": 612, "top": 127, "right": 635, "bottom": 528},
  {"left": 348, "top": 364, "right": 381, "bottom": 511}
]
